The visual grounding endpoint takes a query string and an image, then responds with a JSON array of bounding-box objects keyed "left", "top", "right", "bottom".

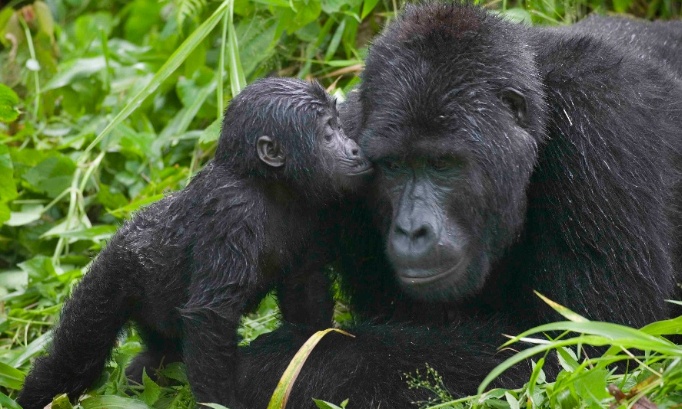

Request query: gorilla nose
[{"left": 391, "top": 220, "right": 436, "bottom": 259}]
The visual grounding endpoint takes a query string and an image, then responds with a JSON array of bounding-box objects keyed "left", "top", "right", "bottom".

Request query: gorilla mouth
[
  {"left": 396, "top": 258, "right": 468, "bottom": 286},
  {"left": 348, "top": 161, "right": 374, "bottom": 176}
]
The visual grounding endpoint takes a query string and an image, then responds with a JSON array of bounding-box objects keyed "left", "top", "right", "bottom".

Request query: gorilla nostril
[
  {"left": 394, "top": 223, "right": 409, "bottom": 238},
  {"left": 392, "top": 222, "right": 435, "bottom": 258},
  {"left": 351, "top": 147, "right": 359, "bottom": 156},
  {"left": 411, "top": 226, "right": 430, "bottom": 241}
]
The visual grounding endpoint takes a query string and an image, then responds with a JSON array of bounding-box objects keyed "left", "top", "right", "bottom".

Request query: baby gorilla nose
[{"left": 345, "top": 138, "right": 361, "bottom": 159}]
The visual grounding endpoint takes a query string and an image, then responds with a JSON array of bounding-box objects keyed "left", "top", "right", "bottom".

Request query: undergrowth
[{"left": 1, "top": 0, "right": 680, "bottom": 407}]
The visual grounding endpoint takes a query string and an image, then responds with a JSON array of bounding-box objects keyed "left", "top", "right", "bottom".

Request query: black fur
[
  {"left": 17, "top": 78, "right": 372, "bottom": 409},
  {"left": 236, "top": 4, "right": 682, "bottom": 407}
]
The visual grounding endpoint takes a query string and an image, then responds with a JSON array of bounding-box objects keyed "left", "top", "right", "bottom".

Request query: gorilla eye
[
  {"left": 430, "top": 157, "right": 462, "bottom": 172},
  {"left": 500, "top": 88, "right": 528, "bottom": 126},
  {"left": 381, "top": 159, "right": 402, "bottom": 172},
  {"left": 432, "top": 159, "right": 450, "bottom": 171}
]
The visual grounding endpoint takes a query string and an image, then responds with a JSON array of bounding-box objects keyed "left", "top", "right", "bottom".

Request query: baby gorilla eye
[
  {"left": 387, "top": 161, "right": 399, "bottom": 170},
  {"left": 324, "top": 118, "right": 335, "bottom": 142},
  {"left": 381, "top": 159, "right": 403, "bottom": 172}
]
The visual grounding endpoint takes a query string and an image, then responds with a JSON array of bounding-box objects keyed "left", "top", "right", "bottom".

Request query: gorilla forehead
[
  {"left": 358, "top": 62, "right": 525, "bottom": 161},
  {"left": 364, "top": 3, "right": 536, "bottom": 84},
  {"left": 358, "top": 3, "right": 546, "bottom": 158}
]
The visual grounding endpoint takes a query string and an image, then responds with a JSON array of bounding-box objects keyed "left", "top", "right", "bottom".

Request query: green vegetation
[{"left": 0, "top": 0, "right": 680, "bottom": 408}]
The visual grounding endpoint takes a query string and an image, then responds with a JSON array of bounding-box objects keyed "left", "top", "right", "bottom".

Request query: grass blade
[
  {"left": 80, "top": 0, "right": 233, "bottom": 160},
  {"left": 267, "top": 328, "right": 354, "bottom": 409}
]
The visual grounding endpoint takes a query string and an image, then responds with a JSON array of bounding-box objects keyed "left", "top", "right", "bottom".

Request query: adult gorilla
[{"left": 237, "top": 3, "right": 682, "bottom": 407}]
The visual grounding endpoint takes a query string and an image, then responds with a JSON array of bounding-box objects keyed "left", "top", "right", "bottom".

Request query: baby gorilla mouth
[{"left": 349, "top": 159, "right": 373, "bottom": 176}]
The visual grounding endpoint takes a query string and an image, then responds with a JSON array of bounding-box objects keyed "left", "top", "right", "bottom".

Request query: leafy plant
[{"left": 0, "top": 0, "right": 680, "bottom": 407}]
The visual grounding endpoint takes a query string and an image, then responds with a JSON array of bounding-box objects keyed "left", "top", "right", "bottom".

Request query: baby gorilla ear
[
  {"left": 257, "top": 136, "right": 285, "bottom": 168},
  {"left": 500, "top": 88, "right": 528, "bottom": 127}
]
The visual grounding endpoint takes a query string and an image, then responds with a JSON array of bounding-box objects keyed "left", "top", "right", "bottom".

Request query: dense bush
[{"left": 0, "top": 0, "right": 680, "bottom": 408}]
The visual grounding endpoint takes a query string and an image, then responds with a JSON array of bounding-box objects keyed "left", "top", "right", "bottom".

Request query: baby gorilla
[{"left": 17, "top": 78, "right": 372, "bottom": 409}]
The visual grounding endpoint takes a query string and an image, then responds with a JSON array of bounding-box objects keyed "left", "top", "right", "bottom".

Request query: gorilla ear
[
  {"left": 500, "top": 88, "right": 528, "bottom": 126},
  {"left": 257, "top": 136, "right": 285, "bottom": 168}
]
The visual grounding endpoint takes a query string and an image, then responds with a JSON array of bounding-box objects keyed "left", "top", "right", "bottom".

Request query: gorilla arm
[{"left": 237, "top": 319, "right": 529, "bottom": 408}]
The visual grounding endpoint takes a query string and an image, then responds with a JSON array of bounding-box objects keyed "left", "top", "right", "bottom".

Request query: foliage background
[{"left": 0, "top": 0, "right": 681, "bottom": 408}]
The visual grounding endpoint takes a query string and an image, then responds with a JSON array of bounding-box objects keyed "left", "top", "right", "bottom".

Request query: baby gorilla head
[{"left": 217, "top": 78, "right": 372, "bottom": 200}]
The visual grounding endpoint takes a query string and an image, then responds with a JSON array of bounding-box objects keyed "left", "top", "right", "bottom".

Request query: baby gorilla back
[{"left": 17, "top": 78, "right": 371, "bottom": 409}]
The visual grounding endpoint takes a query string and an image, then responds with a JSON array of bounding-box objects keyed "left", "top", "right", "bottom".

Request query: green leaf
[
  {"left": 17, "top": 256, "right": 58, "bottom": 281},
  {"left": 277, "top": 0, "right": 322, "bottom": 34},
  {"left": 0, "top": 361, "right": 25, "bottom": 389},
  {"left": 8, "top": 332, "right": 52, "bottom": 367},
  {"left": 321, "top": 0, "right": 362, "bottom": 14},
  {"left": 613, "top": 0, "right": 634, "bottom": 12},
  {"left": 201, "top": 404, "right": 231, "bottom": 409},
  {"left": 51, "top": 394, "right": 75, "bottom": 409},
  {"left": 237, "top": 16, "right": 278, "bottom": 77},
  {"left": 556, "top": 347, "right": 580, "bottom": 372},
  {"left": 0, "top": 203, "right": 9, "bottom": 225},
  {"left": 81, "top": 0, "right": 234, "bottom": 158},
  {"left": 479, "top": 323, "right": 681, "bottom": 395},
  {"left": 40, "top": 214, "right": 92, "bottom": 238},
  {"left": 5, "top": 204, "right": 44, "bottom": 227},
  {"left": 268, "top": 328, "right": 354, "bottom": 409},
  {"left": 109, "top": 194, "right": 164, "bottom": 218},
  {"left": 43, "top": 57, "right": 108, "bottom": 91},
  {"left": 504, "top": 392, "right": 519, "bottom": 409},
  {"left": 177, "top": 0, "right": 207, "bottom": 26},
  {"left": 33, "top": 1, "right": 55, "bottom": 39},
  {"left": 0, "top": 391, "right": 22, "bottom": 409},
  {"left": 198, "top": 118, "right": 221, "bottom": 144},
  {"left": 0, "top": 144, "right": 17, "bottom": 203},
  {"left": 123, "top": 0, "right": 163, "bottom": 43},
  {"left": 51, "top": 225, "right": 117, "bottom": 241},
  {"left": 529, "top": 358, "right": 546, "bottom": 385},
  {"left": 167, "top": 385, "right": 195, "bottom": 409},
  {"left": 361, "top": 0, "right": 380, "bottom": 19},
  {"left": 502, "top": 320, "right": 678, "bottom": 352},
  {"left": 324, "top": 19, "right": 346, "bottom": 62},
  {"left": 0, "top": 8, "right": 15, "bottom": 48},
  {"left": 226, "top": 4, "right": 246, "bottom": 96},
  {"left": 97, "top": 185, "right": 129, "bottom": 210},
  {"left": 0, "top": 83, "right": 20, "bottom": 123},
  {"left": 500, "top": 8, "right": 532, "bottom": 25},
  {"left": 141, "top": 371, "right": 161, "bottom": 406},
  {"left": 159, "top": 362, "right": 188, "bottom": 383},
  {"left": 534, "top": 291, "right": 589, "bottom": 323},
  {"left": 572, "top": 368, "right": 611, "bottom": 403},
  {"left": 80, "top": 395, "right": 151, "bottom": 409},
  {"left": 0, "top": 269, "right": 28, "bottom": 289},
  {"left": 23, "top": 155, "right": 77, "bottom": 198},
  {"left": 251, "top": 0, "right": 289, "bottom": 7},
  {"left": 160, "top": 74, "right": 216, "bottom": 142},
  {"left": 640, "top": 315, "right": 682, "bottom": 336},
  {"left": 526, "top": 358, "right": 545, "bottom": 407},
  {"left": 313, "top": 399, "right": 344, "bottom": 409},
  {"left": 72, "top": 13, "right": 114, "bottom": 48}
]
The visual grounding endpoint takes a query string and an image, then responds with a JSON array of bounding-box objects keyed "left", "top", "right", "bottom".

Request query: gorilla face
[{"left": 356, "top": 7, "right": 547, "bottom": 301}]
